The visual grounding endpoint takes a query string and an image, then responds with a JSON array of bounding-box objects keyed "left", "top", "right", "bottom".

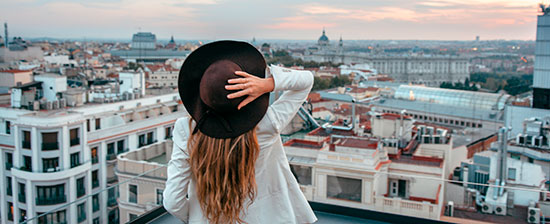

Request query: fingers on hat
[
  {"left": 238, "top": 96, "right": 256, "bottom": 110},
  {"left": 234, "top": 71, "right": 253, "bottom": 77},
  {"left": 225, "top": 84, "right": 243, "bottom": 90},
  {"left": 227, "top": 89, "right": 249, "bottom": 99},
  {"left": 227, "top": 78, "right": 248, "bottom": 84}
]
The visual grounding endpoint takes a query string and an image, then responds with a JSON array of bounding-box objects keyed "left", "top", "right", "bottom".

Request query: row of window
[
  {"left": 20, "top": 128, "right": 80, "bottom": 151},
  {"left": 127, "top": 183, "right": 164, "bottom": 206},
  {"left": 5, "top": 151, "right": 82, "bottom": 173},
  {"left": 381, "top": 109, "right": 483, "bottom": 128}
]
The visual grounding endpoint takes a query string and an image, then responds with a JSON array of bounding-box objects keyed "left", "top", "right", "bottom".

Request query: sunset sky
[{"left": 0, "top": 0, "right": 545, "bottom": 41}]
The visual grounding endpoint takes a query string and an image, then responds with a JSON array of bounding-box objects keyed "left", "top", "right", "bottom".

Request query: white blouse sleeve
[
  {"left": 265, "top": 65, "right": 314, "bottom": 133},
  {"left": 163, "top": 117, "right": 192, "bottom": 221}
]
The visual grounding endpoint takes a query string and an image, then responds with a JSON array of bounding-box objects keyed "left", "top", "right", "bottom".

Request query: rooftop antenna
[{"left": 4, "top": 22, "right": 8, "bottom": 49}]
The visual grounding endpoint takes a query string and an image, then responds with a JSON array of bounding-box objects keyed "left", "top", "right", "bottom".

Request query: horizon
[{"left": 0, "top": 0, "right": 545, "bottom": 41}]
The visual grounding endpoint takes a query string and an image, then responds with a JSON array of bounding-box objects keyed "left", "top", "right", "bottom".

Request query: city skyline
[{"left": 0, "top": 0, "right": 544, "bottom": 41}]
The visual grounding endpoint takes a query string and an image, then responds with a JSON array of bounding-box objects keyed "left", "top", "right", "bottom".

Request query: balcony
[
  {"left": 20, "top": 166, "right": 32, "bottom": 172},
  {"left": 36, "top": 195, "right": 67, "bottom": 205},
  {"left": 18, "top": 193, "right": 26, "bottom": 203},
  {"left": 70, "top": 138, "right": 80, "bottom": 146},
  {"left": 42, "top": 142, "right": 59, "bottom": 151},
  {"left": 107, "top": 176, "right": 118, "bottom": 184},
  {"left": 5, "top": 162, "right": 12, "bottom": 170},
  {"left": 106, "top": 154, "right": 117, "bottom": 161},
  {"left": 117, "top": 148, "right": 129, "bottom": 155},
  {"left": 77, "top": 188, "right": 86, "bottom": 198},
  {"left": 107, "top": 197, "right": 117, "bottom": 207},
  {"left": 22, "top": 140, "right": 31, "bottom": 149},
  {"left": 78, "top": 213, "right": 86, "bottom": 223}
]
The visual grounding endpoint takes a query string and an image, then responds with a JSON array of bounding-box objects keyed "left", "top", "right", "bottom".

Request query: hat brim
[{"left": 178, "top": 40, "right": 268, "bottom": 139}]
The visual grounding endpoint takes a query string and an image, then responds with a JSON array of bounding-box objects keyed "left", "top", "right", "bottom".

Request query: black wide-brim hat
[{"left": 178, "top": 40, "right": 268, "bottom": 139}]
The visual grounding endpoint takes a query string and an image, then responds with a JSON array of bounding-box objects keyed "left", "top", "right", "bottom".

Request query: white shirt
[{"left": 163, "top": 65, "right": 318, "bottom": 223}]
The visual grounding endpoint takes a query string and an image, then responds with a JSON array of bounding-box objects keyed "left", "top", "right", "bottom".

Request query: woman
[{"left": 163, "top": 40, "right": 317, "bottom": 223}]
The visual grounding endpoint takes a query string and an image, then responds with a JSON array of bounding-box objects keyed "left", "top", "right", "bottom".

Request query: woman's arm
[{"left": 163, "top": 117, "right": 192, "bottom": 221}]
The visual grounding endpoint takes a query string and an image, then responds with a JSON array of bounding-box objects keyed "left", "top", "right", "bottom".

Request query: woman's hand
[{"left": 225, "top": 71, "right": 274, "bottom": 110}]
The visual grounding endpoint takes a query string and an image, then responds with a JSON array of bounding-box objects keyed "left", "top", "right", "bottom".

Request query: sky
[{"left": 0, "top": 0, "right": 545, "bottom": 41}]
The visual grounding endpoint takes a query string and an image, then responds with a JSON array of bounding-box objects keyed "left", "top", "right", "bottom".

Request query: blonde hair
[{"left": 188, "top": 123, "right": 260, "bottom": 224}]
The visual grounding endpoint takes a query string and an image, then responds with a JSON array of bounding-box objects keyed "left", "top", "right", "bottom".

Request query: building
[
  {"left": 533, "top": 6, "right": 550, "bottom": 109},
  {"left": 0, "top": 70, "right": 33, "bottom": 88},
  {"left": 109, "top": 32, "right": 190, "bottom": 63},
  {"left": 145, "top": 65, "right": 179, "bottom": 88},
  {"left": 0, "top": 70, "right": 185, "bottom": 224},
  {"left": 116, "top": 140, "right": 171, "bottom": 223}
]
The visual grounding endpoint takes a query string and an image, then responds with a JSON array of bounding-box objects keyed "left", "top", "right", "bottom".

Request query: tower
[
  {"left": 533, "top": 4, "right": 550, "bottom": 109},
  {"left": 4, "top": 22, "right": 8, "bottom": 49}
]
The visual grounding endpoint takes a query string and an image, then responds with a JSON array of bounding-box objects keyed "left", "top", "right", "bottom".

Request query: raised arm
[
  {"left": 163, "top": 117, "right": 192, "bottom": 221},
  {"left": 265, "top": 65, "right": 314, "bottom": 133}
]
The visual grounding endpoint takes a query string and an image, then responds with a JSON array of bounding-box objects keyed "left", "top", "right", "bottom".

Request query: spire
[
  {"left": 169, "top": 35, "right": 175, "bottom": 43},
  {"left": 322, "top": 27, "right": 326, "bottom": 35}
]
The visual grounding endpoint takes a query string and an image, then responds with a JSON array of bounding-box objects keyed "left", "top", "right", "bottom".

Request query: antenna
[{"left": 4, "top": 22, "right": 8, "bottom": 49}]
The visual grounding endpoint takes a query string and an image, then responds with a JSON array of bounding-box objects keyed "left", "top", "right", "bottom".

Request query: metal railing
[
  {"left": 70, "top": 137, "right": 80, "bottom": 146},
  {"left": 42, "top": 142, "right": 59, "bottom": 151},
  {"left": 36, "top": 195, "right": 67, "bottom": 205}
]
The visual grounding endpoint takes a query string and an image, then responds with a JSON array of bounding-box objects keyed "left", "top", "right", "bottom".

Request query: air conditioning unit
[
  {"left": 494, "top": 204, "right": 506, "bottom": 216},
  {"left": 528, "top": 207, "right": 540, "bottom": 224},
  {"left": 445, "top": 201, "right": 454, "bottom": 217},
  {"left": 481, "top": 202, "right": 493, "bottom": 214}
]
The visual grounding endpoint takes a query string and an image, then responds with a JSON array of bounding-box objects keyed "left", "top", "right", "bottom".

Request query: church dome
[{"left": 318, "top": 29, "right": 329, "bottom": 46}]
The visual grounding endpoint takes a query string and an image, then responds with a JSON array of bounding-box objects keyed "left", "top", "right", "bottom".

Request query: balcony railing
[
  {"left": 92, "top": 180, "right": 99, "bottom": 189},
  {"left": 117, "top": 148, "right": 129, "bottom": 155},
  {"left": 106, "top": 154, "right": 117, "bottom": 161},
  {"left": 22, "top": 140, "right": 31, "bottom": 149},
  {"left": 107, "top": 176, "right": 118, "bottom": 184},
  {"left": 78, "top": 213, "right": 86, "bottom": 223},
  {"left": 70, "top": 138, "right": 80, "bottom": 146},
  {"left": 77, "top": 188, "right": 86, "bottom": 198},
  {"left": 5, "top": 162, "right": 12, "bottom": 170},
  {"left": 18, "top": 193, "right": 26, "bottom": 203},
  {"left": 20, "top": 166, "right": 32, "bottom": 172},
  {"left": 36, "top": 195, "right": 66, "bottom": 205},
  {"left": 42, "top": 142, "right": 59, "bottom": 151},
  {"left": 107, "top": 197, "right": 117, "bottom": 207}
]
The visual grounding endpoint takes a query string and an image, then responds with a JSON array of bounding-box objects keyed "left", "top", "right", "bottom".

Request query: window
[
  {"left": 19, "top": 209, "right": 26, "bottom": 222},
  {"left": 38, "top": 210, "right": 66, "bottom": 224},
  {"left": 510, "top": 153, "right": 521, "bottom": 160},
  {"left": 6, "top": 177, "right": 12, "bottom": 196},
  {"left": 290, "top": 164, "right": 312, "bottom": 185},
  {"left": 71, "top": 152, "right": 80, "bottom": 168},
  {"left": 389, "top": 179, "right": 407, "bottom": 198},
  {"left": 92, "top": 194, "right": 100, "bottom": 212},
  {"left": 508, "top": 168, "right": 517, "bottom": 181},
  {"left": 138, "top": 134, "right": 146, "bottom": 147},
  {"left": 87, "top": 119, "right": 90, "bottom": 132},
  {"left": 22, "top": 130, "right": 31, "bottom": 149},
  {"left": 5, "top": 120, "right": 10, "bottom": 134},
  {"left": 19, "top": 183, "right": 25, "bottom": 203},
  {"left": 36, "top": 184, "right": 66, "bottom": 205},
  {"left": 93, "top": 217, "right": 100, "bottom": 224},
  {"left": 23, "top": 155, "right": 32, "bottom": 171},
  {"left": 129, "top": 184, "right": 138, "bottom": 203},
  {"left": 147, "top": 132, "right": 154, "bottom": 144},
  {"left": 165, "top": 126, "right": 172, "bottom": 139},
  {"left": 117, "top": 140, "right": 125, "bottom": 154},
  {"left": 92, "top": 170, "right": 99, "bottom": 188},
  {"left": 77, "top": 177, "right": 85, "bottom": 198},
  {"left": 95, "top": 118, "right": 101, "bottom": 130},
  {"left": 326, "top": 175, "right": 361, "bottom": 202},
  {"left": 7, "top": 202, "right": 13, "bottom": 221},
  {"left": 107, "top": 142, "right": 115, "bottom": 155},
  {"left": 43, "top": 157, "right": 59, "bottom": 172},
  {"left": 156, "top": 189, "right": 164, "bottom": 205},
  {"left": 70, "top": 128, "right": 80, "bottom": 146},
  {"left": 129, "top": 213, "right": 138, "bottom": 222},
  {"left": 42, "top": 132, "right": 59, "bottom": 150},
  {"left": 77, "top": 202, "right": 86, "bottom": 222},
  {"left": 5, "top": 152, "right": 12, "bottom": 170},
  {"left": 528, "top": 157, "right": 534, "bottom": 163},
  {"left": 91, "top": 147, "right": 98, "bottom": 164}
]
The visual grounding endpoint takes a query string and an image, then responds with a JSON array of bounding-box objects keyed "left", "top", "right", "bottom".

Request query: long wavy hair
[{"left": 188, "top": 122, "right": 260, "bottom": 224}]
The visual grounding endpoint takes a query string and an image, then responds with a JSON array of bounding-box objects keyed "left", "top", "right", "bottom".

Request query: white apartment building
[
  {"left": 116, "top": 140, "right": 171, "bottom": 223},
  {"left": 0, "top": 92, "right": 185, "bottom": 224},
  {"left": 146, "top": 67, "right": 178, "bottom": 88}
]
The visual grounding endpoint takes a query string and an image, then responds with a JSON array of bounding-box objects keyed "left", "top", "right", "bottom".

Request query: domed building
[{"left": 318, "top": 28, "right": 330, "bottom": 46}]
